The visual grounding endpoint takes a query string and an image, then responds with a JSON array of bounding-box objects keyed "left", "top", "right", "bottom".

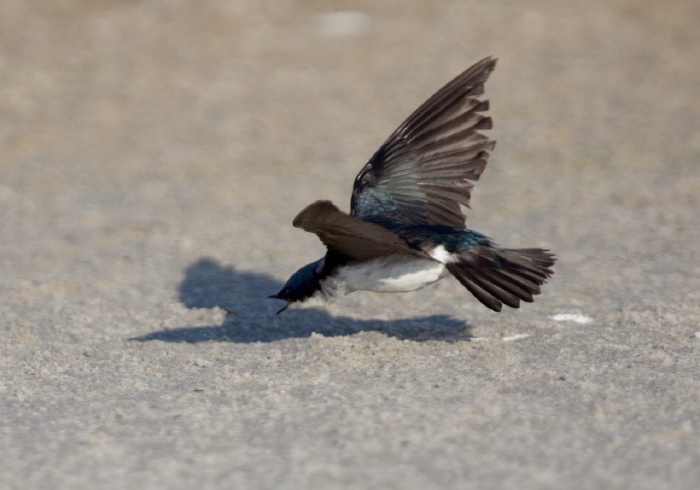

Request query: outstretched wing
[
  {"left": 351, "top": 57, "right": 496, "bottom": 228},
  {"left": 293, "top": 200, "right": 424, "bottom": 261}
]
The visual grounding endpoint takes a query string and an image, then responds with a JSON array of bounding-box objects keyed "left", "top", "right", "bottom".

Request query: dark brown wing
[
  {"left": 293, "top": 200, "right": 424, "bottom": 261},
  {"left": 351, "top": 57, "right": 496, "bottom": 227}
]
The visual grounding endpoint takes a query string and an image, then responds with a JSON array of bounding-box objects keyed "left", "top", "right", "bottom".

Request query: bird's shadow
[{"left": 131, "top": 258, "right": 473, "bottom": 343}]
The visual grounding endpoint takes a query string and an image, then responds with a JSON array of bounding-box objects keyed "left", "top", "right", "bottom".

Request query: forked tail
[{"left": 446, "top": 245, "right": 556, "bottom": 312}]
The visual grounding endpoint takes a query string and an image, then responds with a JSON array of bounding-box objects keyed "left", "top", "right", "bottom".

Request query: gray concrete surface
[{"left": 2, "top": 1, "right": 700, "bottom": 488}]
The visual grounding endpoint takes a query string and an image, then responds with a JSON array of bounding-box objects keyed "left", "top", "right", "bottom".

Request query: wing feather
[
  {"left": 351, "top": 57, "right": 497, "bottom": 227},
  {"left": 293, "top": 200, "right": 424, "bottom": 261}
]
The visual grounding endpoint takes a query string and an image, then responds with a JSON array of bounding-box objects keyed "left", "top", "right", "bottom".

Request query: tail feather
[
  {"left": 478, "top": 268, "right": 535, "bottom": 303},
  {"left": 446, "top": 245, "right": 556, "bottom": 312}
]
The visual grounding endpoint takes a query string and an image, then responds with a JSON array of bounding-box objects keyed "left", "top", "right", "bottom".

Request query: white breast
[{"left": 332, "top": 255, "right": 448, "bottom": 294}]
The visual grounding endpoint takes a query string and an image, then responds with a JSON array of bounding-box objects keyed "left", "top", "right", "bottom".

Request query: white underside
[
  {"left": 336, "top": 255, "right": 448, "bottom": 293},
  {"left": 288, "top": 255, "right": 448, "bottom": 309},
  {"left": 285, "top": 248, "right": 454, "bottom": 311}
]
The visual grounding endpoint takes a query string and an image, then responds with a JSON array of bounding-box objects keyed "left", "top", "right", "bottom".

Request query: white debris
[
  {"left": 549, "top": 313, "right": 593, "bottom": 324},
  {"left": 503, "top": 333, "right": 530, "bottom": 342}
]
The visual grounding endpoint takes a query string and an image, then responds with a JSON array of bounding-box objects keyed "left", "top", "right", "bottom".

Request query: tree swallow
[{"left": 270, "top": 57, "right": 556, "bottom": 314}]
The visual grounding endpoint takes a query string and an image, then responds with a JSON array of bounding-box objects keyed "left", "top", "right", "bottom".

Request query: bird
[{"left": 270, "top": 57, "right": 555, "bottom": 314}]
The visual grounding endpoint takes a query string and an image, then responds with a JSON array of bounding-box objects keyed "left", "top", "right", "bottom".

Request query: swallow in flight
[{"left": 271, "top": 57, "right": 555, "bottom": 314}]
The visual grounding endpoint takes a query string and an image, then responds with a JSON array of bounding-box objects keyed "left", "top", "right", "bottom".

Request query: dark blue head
[{"left": 269, "top": 259, "right": 323, "bottom": 313}]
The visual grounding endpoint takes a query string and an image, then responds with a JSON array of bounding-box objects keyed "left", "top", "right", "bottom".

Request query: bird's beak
[{"left": 268, "top": 292, "right": 288, "bottom": 314}]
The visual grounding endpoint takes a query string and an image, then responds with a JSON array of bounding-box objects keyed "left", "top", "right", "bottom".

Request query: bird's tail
[{"left": 446, "top": 245, "right": 556, "bottom": 312}]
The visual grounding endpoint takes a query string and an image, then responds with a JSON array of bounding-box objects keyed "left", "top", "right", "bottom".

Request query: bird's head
[{"left": 269, "top": 259, "right": 323, "bottom": 314}]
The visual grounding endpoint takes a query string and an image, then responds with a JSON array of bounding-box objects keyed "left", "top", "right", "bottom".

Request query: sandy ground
[{"left": 2, "top": 1, "right": 700, "bottom": 488}]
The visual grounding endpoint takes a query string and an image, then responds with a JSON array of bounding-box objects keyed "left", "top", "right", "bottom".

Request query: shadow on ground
[{"left": 131, "top": 258, "right": 472, "bottom": 343}]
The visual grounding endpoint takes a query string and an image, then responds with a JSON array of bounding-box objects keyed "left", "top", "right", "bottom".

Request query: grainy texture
[{"left": 2, "top": 1, "right": 699, "bottom": 489}]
